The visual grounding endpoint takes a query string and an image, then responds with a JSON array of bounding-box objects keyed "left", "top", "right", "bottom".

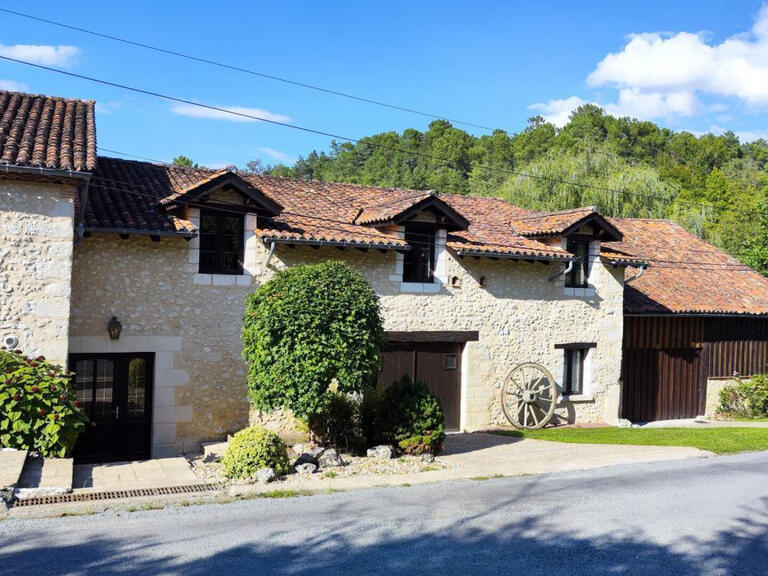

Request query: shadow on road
[{"left": 2, "top": 495, "right": 766, "bottom": 576}]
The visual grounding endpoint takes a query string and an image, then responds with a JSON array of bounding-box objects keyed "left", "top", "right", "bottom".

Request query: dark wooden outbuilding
[{"left": 621, "top": 315, "right": 768, "bottom": 422}]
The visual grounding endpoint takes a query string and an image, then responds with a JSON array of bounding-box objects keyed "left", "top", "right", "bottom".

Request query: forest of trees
[{"left": 180, "top": 104, "right": 768, "bottom": 275}]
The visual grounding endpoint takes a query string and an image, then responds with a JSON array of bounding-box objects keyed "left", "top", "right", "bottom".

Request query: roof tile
[{"left": 0, "top": 90, "right": 96, "bottom": 172}]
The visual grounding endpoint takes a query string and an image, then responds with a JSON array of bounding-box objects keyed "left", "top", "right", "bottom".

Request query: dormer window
[
  {"left": 199, "top": 208, "right": 244, "bottom": 275},
  {"left": 403, "top": 224, "right": 435, "bottom": 283},
  {"left": 566, "top": 238, "right": 590, "bottom": 287}
]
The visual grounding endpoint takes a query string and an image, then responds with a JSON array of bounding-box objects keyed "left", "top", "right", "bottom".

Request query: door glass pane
[
  {"left": 74, "top": 360, "right": 94, "bottom": 416},
  {"left": 93, "top": 359, "right": 114, "bottom": 419},
  {"left": 127, "top": 358, "right": 147, "bottom": 417}
]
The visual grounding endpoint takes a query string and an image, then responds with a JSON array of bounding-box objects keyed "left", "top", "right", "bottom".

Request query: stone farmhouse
[{"left": 4, "top": 90, "right": 768, "bottom": 462}]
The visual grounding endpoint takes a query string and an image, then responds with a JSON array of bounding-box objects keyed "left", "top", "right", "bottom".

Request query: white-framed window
[{"left": 391, "top": 226, "right": 446, "bottom": 293}]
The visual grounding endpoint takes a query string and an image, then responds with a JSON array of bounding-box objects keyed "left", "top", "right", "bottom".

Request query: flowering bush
[{"left": 0, "top": 349, "right": 88, "bottom": 457}]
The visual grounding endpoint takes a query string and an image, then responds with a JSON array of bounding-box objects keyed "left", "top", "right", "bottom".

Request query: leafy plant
[
  {"left": 0, "top": 349, "right": 88, "bottom": 457},
  {"left": 362, "top": 375, "right": 445, "bottom": 455},
  {"left": 308, "top": 391, "right": 359, "bottom": 448},
  {"left": 242, "top": 260, "right": 384, "bottom": 419},
  {"left": 718, "top": 374, "right": 768, "bottom": 418},
  {"left": 221, "top": 426, "right": 290, "bottom": 480}
]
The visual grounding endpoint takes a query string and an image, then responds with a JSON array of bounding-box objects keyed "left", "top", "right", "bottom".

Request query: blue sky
[{"left": 1, "top": 1, "right": 767, "bottom": 169}]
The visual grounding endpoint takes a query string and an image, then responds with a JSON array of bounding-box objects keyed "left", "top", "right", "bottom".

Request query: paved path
[
  {"left": 73, "top": 457, "right": 198, "bottom": 492},
  {"left": 2, "top": 452, "right": 767, "bottom": 575}
]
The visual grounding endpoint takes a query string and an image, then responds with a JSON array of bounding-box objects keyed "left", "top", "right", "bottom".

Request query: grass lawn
[
  {"left": 492, "top": 427, "right": 768, "bottom": 454},
  {"left": 727, "top": 417, "right": 768, "bottom": 423}
]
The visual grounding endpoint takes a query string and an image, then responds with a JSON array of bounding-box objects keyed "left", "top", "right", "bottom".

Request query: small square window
[{"left": 444, "top": 354, "right": 457, "bottom": 370}]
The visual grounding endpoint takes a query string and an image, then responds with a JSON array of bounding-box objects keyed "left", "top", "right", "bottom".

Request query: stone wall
[
  {"left": 69, "top": 213, "right": 625, "bottom": 455},
  {"left": 0, "top": 180, "right": 76, "bottom": 366},
  {"left": 705, "top": 378, "right": 733, "bottom": 417}
]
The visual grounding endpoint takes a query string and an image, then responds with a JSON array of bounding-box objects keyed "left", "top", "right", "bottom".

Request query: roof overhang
[
  {"left": 359, "top": 194, "right": 470, "bottom": 231},
  {"left": 160, "top": 171, "right": 282, "bottom": 215},
  {"left": 561, "top": 212, "right": 623, "bottom": 241},
  {"left": 261, "top": 236, "right": 409, "bottom": 251},
  {"left": 453, "top": 247, "right": 572, "bottom": 262}
]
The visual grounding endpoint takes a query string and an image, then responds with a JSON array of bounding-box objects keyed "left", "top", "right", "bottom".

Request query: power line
[
  {"left": 0, "top": 55, "right": 688, "bottom": 207},
  {"left": 0, "top": 7, "right": 496, "bottom": 133}
]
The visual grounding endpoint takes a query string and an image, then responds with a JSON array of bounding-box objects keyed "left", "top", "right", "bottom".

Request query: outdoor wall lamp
[{"left": 108, "top": 316, "right": 122, "bottom": 340}]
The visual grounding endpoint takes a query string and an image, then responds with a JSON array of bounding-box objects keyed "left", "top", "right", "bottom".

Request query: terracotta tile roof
[
  {"left": 442, "top": 195, "right": 571, "bottom": 260},
  {"left": 509, "top": 207, "right": 598, "bottom": 236},
  {"left": 86, "top": 158, "right": 570, "bottom": 258},
  {"left": 607, "top": 218, "right": 768, "bottom": 315},
  {"left": 0, "top": 90, "right": 96, "bottom": 172},
  {"left": 355, "top": 190, "right": 435, "bottom": 225}
]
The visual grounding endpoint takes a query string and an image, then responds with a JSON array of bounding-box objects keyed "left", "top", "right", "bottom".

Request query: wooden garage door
[
  {"left": 378, "top": 342, "right": 461, "bottom": 431},
  {"left": 622, "top": 348, "right": 705, "bottom": 422}
]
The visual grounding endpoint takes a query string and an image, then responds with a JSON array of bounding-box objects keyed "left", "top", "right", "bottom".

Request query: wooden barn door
[{"left": 622, "top": 347, "right": 704, "bottom": 422}]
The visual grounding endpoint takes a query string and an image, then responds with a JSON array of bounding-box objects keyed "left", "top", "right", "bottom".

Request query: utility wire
[
  {"left": 0, "top": 55, "right": 687, "bottom": 206},
  {"left": 0, "top": 7, "right": 496, "bottom": 132},
  {"left": 2, "top": 8, "right": 756, "bottom": 218}
]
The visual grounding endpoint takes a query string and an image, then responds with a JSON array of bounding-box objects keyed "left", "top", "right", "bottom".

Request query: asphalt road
[{"left": 2, "top": 452, "right": 767, "bottom": 575}]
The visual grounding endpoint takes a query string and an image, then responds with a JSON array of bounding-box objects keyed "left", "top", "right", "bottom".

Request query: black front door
[{"left": 69, "top": 353, "right": 154, "bottom": 463}]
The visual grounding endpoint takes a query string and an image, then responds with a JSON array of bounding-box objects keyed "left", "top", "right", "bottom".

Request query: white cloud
[
  {"left": 603, "top": 88, "right": 699, "bottom": 119},
  {"left": 529, "top": 96, "right": 590, "bottom": 127},
  {"left": 0, "top": 78, "right": 28, "bottom": 92},
  {"left": 257, "top": 147, "right": 295, "bottom": 163},
  {"left": 0, "top": 44, "right": 79, "bottom": 67},
  {"left": 170, "top": 103, "right": 290, "bottom": 123},
  {"left": 587, "top": 6, "right": 768, "bottom": 107}
]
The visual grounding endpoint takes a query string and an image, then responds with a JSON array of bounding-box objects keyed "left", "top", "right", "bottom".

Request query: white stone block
[
  {"left": 152, "top": 423, "right": 177, "bottom": 444},
  {"left": 152, "top": 442, "right": 182, "bottom": 459},
  {"left": 154, "top": 387, "right": 175, "bottom": 407},
  {"left": 212, "top": 275, "right": 235, "bottom": 286},
  {"left": 193, "top": 274, "right": 212, "bottom": 285}
]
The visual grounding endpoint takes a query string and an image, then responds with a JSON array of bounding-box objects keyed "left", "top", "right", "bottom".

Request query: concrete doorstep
[
  {"left": 14, "top": 454, "right": 73, "bottom": 500},
  {"left": 0, "top": 448, "right": 28, "bottom": 512}
]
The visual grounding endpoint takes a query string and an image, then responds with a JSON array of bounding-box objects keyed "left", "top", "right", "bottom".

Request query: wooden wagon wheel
[{"left": 501, "top": 362, "right": 558, "bottom": 429}]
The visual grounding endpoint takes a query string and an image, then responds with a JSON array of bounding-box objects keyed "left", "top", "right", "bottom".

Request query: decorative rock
[
  {"left": 295, "top": 462, "right": 317, "bottom": 474},
  {"left": 616, "top": 418, "right": 632, "bottom": 428},
  {"left": 291, "top": 443, "right": 306, "bottom": 456},
  {"left": 293, "top": 453, "right": 319, "bottom": 468},
  {"left": 421, "top": 453, "right": 435, "bottom": 464},
  {"left": 254, "top": 467, "right": 276, "bottom": 484},
  {"left": 318, "top": 448, "right": 345, "bottom": 468},
  {"left": 367, "top": 445, "right": 394, "bottom": 460},
  {"left": 309, "top": 446, "right": 325, "bottom": 458}
]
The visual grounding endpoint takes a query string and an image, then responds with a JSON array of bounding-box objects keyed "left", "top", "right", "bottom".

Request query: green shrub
[
  {"left": 718, "top": 374, "right": 768, "bottom": 418},
  {"left": 221, "top": 427, "right": 290, "bottom": 479},
  {"left": 308, "top": 391, "right": 359, "bottom": 448},
  {"left": 363, "top": 376, "right": 445, "bottom": 455},
  {"left": 0, "top": 350, "right": 88, "bottom": 457},
  {"left": 242, "top": 261, "right": 384, "bottom": 419}
]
